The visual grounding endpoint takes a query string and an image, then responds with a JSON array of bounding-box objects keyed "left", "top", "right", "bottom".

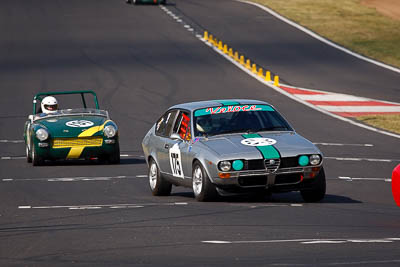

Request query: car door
[
  {"left": 165, "top": 110, "right": 192, "bottom": 180},
  {"left": 153, "top": 109, "right": 179, "bottom": 173}
]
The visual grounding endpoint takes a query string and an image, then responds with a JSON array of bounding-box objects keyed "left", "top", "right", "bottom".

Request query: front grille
[
  {"left": 246, "top": 159, "right": 265, "bottom": 170},
  {"left": 53, "top": 137, "right": 103, "bottom": 148},
  {"left": 279, "top": 157, "right": 299, "bottom": 168},
  {"left": 264, "top": 158, "right": 280, "bottom": 173}
]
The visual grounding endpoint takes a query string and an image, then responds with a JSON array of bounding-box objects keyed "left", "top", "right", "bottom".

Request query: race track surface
[{"left": 0, "top": 0, "right": 399, "bottom": 266}]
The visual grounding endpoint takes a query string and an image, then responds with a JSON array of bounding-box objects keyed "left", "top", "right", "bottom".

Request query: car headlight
[
  {"left": 35, "top": 128, "right": 49, "bottom": 141},
  {"left": 218, "top": 161, "right": 231, "bottom": 172},
  {"left": 309, "top": 154, "right": 321, "bottom": 165},
  {"left": 104, "top": 125, "right": 117, "bottom": 138}
]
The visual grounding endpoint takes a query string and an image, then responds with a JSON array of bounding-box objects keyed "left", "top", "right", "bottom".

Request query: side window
[
  {"left": 155, "top": 110, "right": 178, "bottom": 137},
  {"left": 172, "top": 111, "right": 191, "bottom": 141}
]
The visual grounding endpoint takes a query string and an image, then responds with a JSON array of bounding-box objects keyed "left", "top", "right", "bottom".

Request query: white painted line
[
  {"left": 295, "top": 94, "right": 367, "bottom": 102},
  {"left": 313, "top": 143, "right": 373, "bottom": 147},
  {"left": 1, "top": 157, "right": 11, "bottom": 160},
  {"left": 302, "top": 240, "right": 346, "bottom": 244},
  {"left": 69, "top": 206, "right": 102, "bottom": 210},
  {"left": 325, "top": 157, "right": 397, "bottom": 163},
  {"left": 2, "top": 175, "right": 142, "bottom": 183},
  {"left": 338, "top": 176, "right": 392, "bottom": 182},
  {"left": 177, "top": 19, "right": 182, "bottom": 23},
  {"left": 136, "top": 175, "right": 148, "bottom": 178},
  {"left": 202, "top": 237, "right": 400, "bottom": 245},
  {"left": 237, "top": 0, "right": 400, "bottom": 74},
  {"left": 18, "top": 202, "right": 188, "bottom": 210},
  {"left": 318, "top": 105, "right": 400, "bottom": 113},
  {"left": 290, "top": 204, "right": 303, "bottom": 207},
  {"left": 0, "top": 140, "right": 24, "bottom": 143},
  {"left": 109, "top": 205, "right": 144, "bottom": 209}
]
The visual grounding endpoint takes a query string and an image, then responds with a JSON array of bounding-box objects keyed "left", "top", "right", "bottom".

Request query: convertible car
[
  {"left": 142, "top": 99, "right": 326, "bottom": 202},
  {"left": 24, "top": 91, "right": 120, "bottom": 166}
]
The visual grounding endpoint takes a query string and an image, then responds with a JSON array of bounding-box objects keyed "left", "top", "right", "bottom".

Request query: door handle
[{"left": 164, "top": 144, "right": 169, "bottom": 149}]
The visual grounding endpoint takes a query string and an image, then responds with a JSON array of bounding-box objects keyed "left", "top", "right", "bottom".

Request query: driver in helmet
[
  {"left": 40, "top": 96, "right": 58, "bottom": 115},
  {"left": 196, "top": 116, "right": 213, "bottom": 136}
]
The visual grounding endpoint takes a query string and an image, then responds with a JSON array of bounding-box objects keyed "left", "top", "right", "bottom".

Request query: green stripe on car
[{"left": 242, "top": 133, "right": 280, "bottom": 160}]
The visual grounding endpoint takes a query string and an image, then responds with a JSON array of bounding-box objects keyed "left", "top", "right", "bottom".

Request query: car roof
[{"left": 169, "top": 99, "right": 271, "bottom": 111}]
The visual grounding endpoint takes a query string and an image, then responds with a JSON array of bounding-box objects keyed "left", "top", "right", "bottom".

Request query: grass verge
[
  {"left": 249, "top": 0, "right": 400, "bottom": 68},
  {"left": 357, "top": 114, "right": 400, "bottom": 134}
]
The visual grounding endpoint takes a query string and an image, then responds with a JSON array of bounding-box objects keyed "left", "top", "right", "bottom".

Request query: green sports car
[
  {"left": 24, "top": 91, "right": 120, "bottom": 166},
  {"left": 126, "top": 0, "right": 166, "bottom": 5}
]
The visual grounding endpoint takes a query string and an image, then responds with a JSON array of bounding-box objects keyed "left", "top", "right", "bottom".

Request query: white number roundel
[
  {"left": 66, "top": 120, "right": 94, "bottom": 128},
  {"left": 241, "top": 137, "right": 277, "bottom": 146}
]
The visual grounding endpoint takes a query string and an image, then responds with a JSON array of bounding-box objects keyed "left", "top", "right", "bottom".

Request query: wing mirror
[{"left": 170, "top": 133, "right": 183, "bottom": 141}]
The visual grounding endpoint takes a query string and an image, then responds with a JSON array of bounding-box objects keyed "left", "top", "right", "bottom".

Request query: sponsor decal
[
  {"left": 194, "top": 104, "right": 274, "bottom": 117},
  {"left": 240, "top": 137, "right": 277, "bottom": 146},
  {"left": 242, "top": 134, "right": 280, "bottom": 160},
  {"left": 66, "top": 120, "right": 94, "bottom": 128},
  {"left": 169, "top": 143, "right": 184, "bottom": 178}
]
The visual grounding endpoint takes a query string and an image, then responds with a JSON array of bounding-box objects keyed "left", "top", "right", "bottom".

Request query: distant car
[
  {"left": 126, "top": 0, "right": 166, "bottom": 4},
  {"left": 142, "top": 99, "right": 326, "bottom": 202},
  {"left": 24, "top": 90, "right": 120, "bottom": 166}
]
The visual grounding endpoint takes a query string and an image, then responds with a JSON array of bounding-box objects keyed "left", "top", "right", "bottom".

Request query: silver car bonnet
[{"left": 199, "top": 132, "right": 320, "bottom": 158}]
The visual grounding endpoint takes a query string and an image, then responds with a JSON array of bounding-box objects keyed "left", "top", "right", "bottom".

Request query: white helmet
[{"left": 41, "top": 96, "right": 58, "bottom": 114}]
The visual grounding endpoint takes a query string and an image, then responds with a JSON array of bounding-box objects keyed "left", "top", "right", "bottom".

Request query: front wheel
[
  {"left": 192, "top": 161, "right": 218, "bottom": 202},
  {"left": 26, "top": 144, "right": 32, "bottom": 163},
  {"left": 148, "top": 158, "right": 172, "bottom": 196},
  {"left": 32, "top": 146, "right": 44, "bottom": 166},
  {"left": 300, "top": 167, "right": 326, "bottom": 202}
]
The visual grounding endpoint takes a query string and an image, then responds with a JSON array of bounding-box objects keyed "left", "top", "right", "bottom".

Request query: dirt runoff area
[{"left": 362, "top": 0, "right": 400, "bottom": 20}]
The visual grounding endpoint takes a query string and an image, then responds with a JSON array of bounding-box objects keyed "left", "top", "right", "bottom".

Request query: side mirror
[{"left": 170, "top": 133, "right": 183, "bottom": 141}]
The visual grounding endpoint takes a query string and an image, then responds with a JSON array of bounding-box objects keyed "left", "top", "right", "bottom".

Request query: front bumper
[
  {"left": 212, "top": 166, "right": 322, "bottom": 192},
  {"left": 34, "top": 138, "right": 119, "bottom": 161}
]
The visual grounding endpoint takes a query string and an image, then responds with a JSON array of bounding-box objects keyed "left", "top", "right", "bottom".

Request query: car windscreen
[
  {"left": 193, "top": 104, "right": 293, "bottom": 137},
  {"left": 34, "top": 108, "right": 107, "bottom": 120}
]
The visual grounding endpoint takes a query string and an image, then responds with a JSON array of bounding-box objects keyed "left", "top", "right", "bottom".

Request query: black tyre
[
  {"left": 300, "top": 167, "right": 326, "bottom": 202},
  {"left": 148, "top": 158, "right": 172, "bottom": 196},
  {"left": 192, "top": 161, "right": 218, "bottom": 202},
  {"left": 26, "top": 144, "right": 32, "bottom": 163},
  {"left": 108, "top": 146, "right": 120, "bottom": 164},
  {"left": 32, "top": 146, "right": 43, "bottom": 166}
]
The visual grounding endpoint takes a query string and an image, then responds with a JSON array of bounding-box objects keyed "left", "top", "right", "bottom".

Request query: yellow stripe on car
[{"left": 66, "top": 120, "right": 111, "bottom": 159}]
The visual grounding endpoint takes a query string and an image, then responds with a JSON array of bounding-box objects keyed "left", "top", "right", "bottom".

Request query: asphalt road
[{"left": 0, "top": 0, "right": 399, "bottom": 266}]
